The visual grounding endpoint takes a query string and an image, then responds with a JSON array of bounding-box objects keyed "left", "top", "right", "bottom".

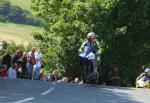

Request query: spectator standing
[
  {"left": 12, "top": 50, "right": 21, "bottom": 65},
  {"left": 27, "top": 47, "right": 36, "bottom": 79},
  {"left": 33, "top": 49, "right": 43, "bottom": 80},
  {"left": 21, "top": 52, "right": 28, "bottom": 78}
]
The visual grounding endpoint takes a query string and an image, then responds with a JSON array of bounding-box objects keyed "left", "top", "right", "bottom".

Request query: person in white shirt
[
  {"left": 8, "top": 64, "right": 17, "bottom": 79},
  {"left": 33, "top": 49, "right": 43, "bottom": 80}
]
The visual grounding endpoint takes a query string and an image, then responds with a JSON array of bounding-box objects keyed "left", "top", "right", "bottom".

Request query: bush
[
  {"left": 32, "top": 0, "right": 150, "bottom": 85},
  {"left": 0, "top": 41, "right": 25, "bottom": 59}
]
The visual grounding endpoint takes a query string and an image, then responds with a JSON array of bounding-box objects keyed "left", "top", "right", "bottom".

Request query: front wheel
[{"left": 86, "top": 60, "right": 99, "bottom": 84}]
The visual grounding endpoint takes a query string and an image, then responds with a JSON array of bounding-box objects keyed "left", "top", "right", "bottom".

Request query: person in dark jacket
[
  {"left": 12, "top": 50, "right": 21, "bottom": 65},
  {"left": 2, "top": 53, "right": 12, "bottom": 70}
]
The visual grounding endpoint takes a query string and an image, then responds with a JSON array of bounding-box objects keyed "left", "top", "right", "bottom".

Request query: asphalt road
[{"left": 0, "top": 78, "right": 150, "bottom": 103}]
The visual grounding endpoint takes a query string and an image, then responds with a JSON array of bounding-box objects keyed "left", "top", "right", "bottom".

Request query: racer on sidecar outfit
[{"left": 79, "top": 32, "right": 101, "bottom": 83}]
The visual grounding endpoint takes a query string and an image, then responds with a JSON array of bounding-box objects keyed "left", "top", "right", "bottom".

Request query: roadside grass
[
  {"left": 0, "top": 22, "right": 42, "bottom": 45},
  {"left": 10, "top": 0, "right": 31, "bottom": 11}
]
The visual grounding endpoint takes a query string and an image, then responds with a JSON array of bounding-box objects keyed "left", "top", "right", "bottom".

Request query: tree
[
  {"left": 0, "top": 0, "right": 11, "bottom": 22},
  {"left": 32, "top": 0, "right": 150, "bottom": 85},
  {"left": 0, "top": 0, "right": 42, "bottom": 26},
  {"left": 31, "top": 0, "right": 112, "bottom": 79},
  {"left": 101, "top": 0, "right": 150, "bottom": 85}
]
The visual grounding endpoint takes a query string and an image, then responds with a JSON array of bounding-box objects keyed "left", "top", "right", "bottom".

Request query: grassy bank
[
  {"left": 0, "top": 22, "right": 42, "bottom": 45},
  {"left": 10, "top": 0, "right": 31, "bottom": 11}
]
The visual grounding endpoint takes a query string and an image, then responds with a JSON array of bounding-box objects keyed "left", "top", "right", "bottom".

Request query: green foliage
[
  {"left": 0, "top": 0, "right": 11, "bottom": 22},
  {"left": 32, "top": 0, "right": 150, "bottom": 85},
  {"left": 10, "top": 0, "right": 31, "bottom": 11},
  {"left": 101, "top": 0, "right": 150, "bottom": 85},
  {"left": 0, "top": 0, "right": 42, "bottom": 26},
  {"left": 0, "top": 41, "right": 25, "bottom": 59},
  {"left": 31, "top": 0, "right": 111, "bottom": 79}
]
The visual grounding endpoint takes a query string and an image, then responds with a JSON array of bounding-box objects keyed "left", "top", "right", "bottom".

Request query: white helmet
[
  {"left": 144, "top": 68, "right": 150, "bottom": 73},
  {"left": 87, "top": 32, "right": 95, "bottom": 38}
]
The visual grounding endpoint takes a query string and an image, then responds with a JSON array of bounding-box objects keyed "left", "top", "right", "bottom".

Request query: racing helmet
[
  {"left": 144, "top": 68, "right": 150, "bottom": 73},
  {"left": 87, "top": 32, "right": 95, "bottom": 38}
]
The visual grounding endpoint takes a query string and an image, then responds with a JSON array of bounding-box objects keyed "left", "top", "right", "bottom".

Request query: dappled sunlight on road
[{"left": 0, "top": 78, "right": 148, "bottom": 103}]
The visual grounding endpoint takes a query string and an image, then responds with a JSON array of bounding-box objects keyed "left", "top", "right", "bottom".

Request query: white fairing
[
  {"left": 86, "top": 52, "right": 95, "bottom": 60},
  {"left": 79, "top": 52, "right": 95, "bottom": 60},
  {"left": 79, "top": 52, "right": 86, "bottom": 58}
]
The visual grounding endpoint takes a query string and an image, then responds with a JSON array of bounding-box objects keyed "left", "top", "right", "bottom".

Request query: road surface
[{"left": 0, "top": 78, "right": 150, "bottom": 103}]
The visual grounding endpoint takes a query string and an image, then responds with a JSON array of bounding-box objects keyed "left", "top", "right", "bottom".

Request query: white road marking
[
  {"left": 12, "top": 93, "right": 24, "bottom": 96},
  {"left": 41, "top": 87, "right": 55, "bottom": 96},
  {"left": 13, "top": 97, "right": 34, "bottom": 103}
]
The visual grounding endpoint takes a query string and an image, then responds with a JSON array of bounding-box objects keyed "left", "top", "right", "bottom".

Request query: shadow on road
[{"left": 0, "top": 78, "right": 143, "bottom": 103}]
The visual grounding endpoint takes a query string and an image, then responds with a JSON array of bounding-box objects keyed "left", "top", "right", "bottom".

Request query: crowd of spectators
[{"left": 0, "top": 47, "right": 83, "bottom": 84}]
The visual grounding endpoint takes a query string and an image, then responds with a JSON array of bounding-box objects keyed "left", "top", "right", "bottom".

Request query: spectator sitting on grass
[
  {"left": 8, "top": 63, "right": 17, "bottom": 79},
  {"left": 39, "top": 69, "right": 48, "bottom": 81},
  {"left": 73, "top": 78, "right": 84, "bottom": 84},
  {"left": 57, "top": 77, "right": 69, "bottom": 83},
  {"left": 73, "top": 78, "right": 80, "bottom": 84},
  {"left": 48, "top": 69, "right": 58, "bottom": 82},
  {"left": 108, "top": 67, "right": 120, "bottom": 86},
  {"left": 0, "top": 65, "right": 8, "bottom": 78}
]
